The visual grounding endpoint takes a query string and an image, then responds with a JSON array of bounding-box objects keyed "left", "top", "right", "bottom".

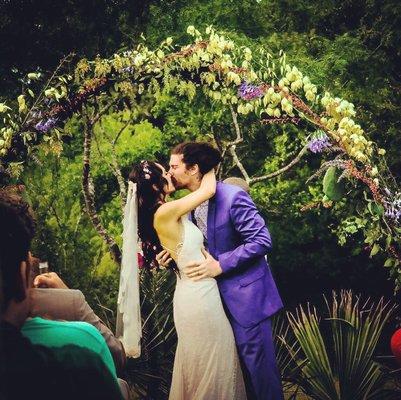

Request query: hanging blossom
[
  {"left": 238, "top": 81, "right": 264, "bottom": 100},
  {"left": 35, "top": 117, "right": 58, "bottom": 133},
  {"left": 308, "top": 132, "right": 332, "bottom": 153},
  {"left": 384, "top": 191, "right": 401, "bottom": 224}
]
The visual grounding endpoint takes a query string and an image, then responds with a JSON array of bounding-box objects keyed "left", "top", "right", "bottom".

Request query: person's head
[
  {"left": 169, "top": 142, "right": 222, "bottom": 191},
  {"left": 0, "top": 189, "right": 36, "bottom": 320},
  {"left": 223, "top": 177, "right": 250, "bottom": 193},
  {"left": 128, "top": 161, "right": 176, "bottom": 270},
  {"left": 129, "top": 160, "right": 175, "bottom": 203}
]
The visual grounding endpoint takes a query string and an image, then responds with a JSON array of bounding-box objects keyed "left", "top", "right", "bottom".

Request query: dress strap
[{"left": 161, "top": 218, "right": 185, "bottom": 257}]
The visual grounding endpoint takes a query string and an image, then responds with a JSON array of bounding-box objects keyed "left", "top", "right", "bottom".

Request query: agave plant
[
  {"left": 272, "top": 314, "right": 305, "bottom": 398},
  {"left": 126, "top": 269, "right": 177, "bottom": 399},
  {"left": 282, "top": 291, "right": 397, "bottom": 400}
]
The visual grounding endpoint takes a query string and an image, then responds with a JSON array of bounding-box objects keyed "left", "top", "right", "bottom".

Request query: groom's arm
[{"left": 218, "top": 190, "right": 272, "bottom": 274}]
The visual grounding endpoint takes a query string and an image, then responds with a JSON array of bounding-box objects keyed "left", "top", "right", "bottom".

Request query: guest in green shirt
[
  {"left": 0, "top": 189, "right": 123, "bottom": 400},
  {"left": 22, "top": 316, "right": 117, "bottom": 378}
]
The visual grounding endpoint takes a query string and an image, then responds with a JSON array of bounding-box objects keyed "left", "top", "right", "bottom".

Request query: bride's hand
[
  {"left": 200, "top": 168, "right": 216, "bottom": 195},
  {"left": 156, "top": 249, "right": 173, "bottom": 269}
]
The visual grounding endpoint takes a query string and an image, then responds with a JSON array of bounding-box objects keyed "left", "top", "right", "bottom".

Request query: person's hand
[
  {"left": 200, "top": 169, "right": 216, "bottom": 197},
  {"left": 183, "top": 248, "right": 222, "bottom": 281},
  {"left": 202, "top": 168, "right": 215, "bottom": 178},
  {"left": 33, "top": 272, "right": 69, "bottom": 289},
  {"left": 156, "top": 249, "right": 173, "bottom": 269},
  {"left": 200, "top": 169, "right": 216, "bottom": 185}
]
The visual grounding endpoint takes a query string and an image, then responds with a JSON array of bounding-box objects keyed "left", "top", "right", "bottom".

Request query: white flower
[
  {"left": 187, "top": 26, "right": 196, "bottom": 36},
  {"left": 0, "top": 103, "right": 11, "bottom": 113}
]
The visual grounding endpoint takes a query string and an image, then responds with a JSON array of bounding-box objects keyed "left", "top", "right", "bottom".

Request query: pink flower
[{"left": 137, "top": 252, "right": 144, "bottom": 268}]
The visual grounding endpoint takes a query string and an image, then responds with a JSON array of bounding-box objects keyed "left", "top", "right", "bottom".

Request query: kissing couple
[{"left": 120, "top": 141, "right": 284, "bottom": 400}]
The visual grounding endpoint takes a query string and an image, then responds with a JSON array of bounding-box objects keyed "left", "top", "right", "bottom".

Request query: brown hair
[
  {"left": 171, "top": 142, "right": 222, "bottom": 175},
  {"left": 128, "top": 161, "right": 178, "bottom": 272}
]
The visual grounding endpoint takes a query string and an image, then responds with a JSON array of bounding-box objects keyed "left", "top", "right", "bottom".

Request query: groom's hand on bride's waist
[{"left": 183, "top": 248, "right": 223, "bottom": 281}]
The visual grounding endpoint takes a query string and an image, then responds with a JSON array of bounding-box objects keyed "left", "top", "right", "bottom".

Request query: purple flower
[
  {"left": 308, "top": 133, "right": 331, "bottom": 153},
  {"left": 238, "top": 82, "right": 264, "bottom": 100},
  {"left": 385, "top": 197, "right": 401, "bottom": 224},
  {"left": 35, "top": 117, "right": 58, "bottom": 133},
  {"left": 121, "top": 66, "right": 134, "bottom": 74}
]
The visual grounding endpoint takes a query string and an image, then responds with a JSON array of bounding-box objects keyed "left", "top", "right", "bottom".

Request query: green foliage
[
  {"left": 95, "top": 115, "right": 164, "bottom": 164},
  {"left": 2, "top": 20, "right": 399, "bottom": 268},
  {"left": 1, "top": 2, "right": 400, "bottom": 396},
  {"left": 323, "top": 167, "right": 345, "bottom": 201}
]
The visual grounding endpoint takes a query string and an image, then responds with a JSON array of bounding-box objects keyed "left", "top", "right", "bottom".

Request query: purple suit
[{"left": 199, "top": 182, "right": 284, "bottom": 399}]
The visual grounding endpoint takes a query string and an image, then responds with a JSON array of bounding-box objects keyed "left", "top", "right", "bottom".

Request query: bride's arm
[{"left": 155, "top": 169, "right": 216, "bottom": 222}]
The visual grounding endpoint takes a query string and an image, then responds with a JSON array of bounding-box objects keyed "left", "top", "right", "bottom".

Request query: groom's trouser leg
[{"left": 229, "top": 317, "right": 284, "bottom": 400}]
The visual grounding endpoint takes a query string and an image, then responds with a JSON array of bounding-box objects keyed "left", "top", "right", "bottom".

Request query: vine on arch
[{"left": 0, "top": 26, "right": 400, "bottom": 285}]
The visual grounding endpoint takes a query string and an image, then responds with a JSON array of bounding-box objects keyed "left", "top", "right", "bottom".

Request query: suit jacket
[
  {"left": 30, "top": 288, "right": 126, "bottom": 374},
  {"left": 202, "top": 182, "right": 283, "bottom": 327}
]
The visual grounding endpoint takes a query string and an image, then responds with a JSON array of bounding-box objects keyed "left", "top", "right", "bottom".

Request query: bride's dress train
[{"left": 168, "top": 217, "right": 246, "bottom": 400}]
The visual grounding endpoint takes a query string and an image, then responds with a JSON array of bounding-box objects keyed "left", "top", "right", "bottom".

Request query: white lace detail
[{"left": 161, "top": 216, "right": 186, "bottom": 259}]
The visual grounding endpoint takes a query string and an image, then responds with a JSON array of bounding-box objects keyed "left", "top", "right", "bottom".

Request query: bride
[{"left": 128, "top": 160, "right": 246, "bottom": 400}]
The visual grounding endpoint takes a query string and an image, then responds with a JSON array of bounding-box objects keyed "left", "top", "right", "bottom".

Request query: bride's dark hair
[{"left": 129, "top": 160, "right": 177, "bottom": 272}]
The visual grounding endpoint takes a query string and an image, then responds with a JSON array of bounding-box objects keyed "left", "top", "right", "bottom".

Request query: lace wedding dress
[{"left": 167, "top": 217, "right": 247, "bottom": 400}]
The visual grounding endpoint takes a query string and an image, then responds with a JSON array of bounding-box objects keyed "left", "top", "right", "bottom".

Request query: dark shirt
[{"left": 0, "top": 320, "right": 123, "bottom": 400}]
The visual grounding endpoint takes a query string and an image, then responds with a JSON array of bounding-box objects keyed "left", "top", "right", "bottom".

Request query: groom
[{"left": 166, "top": 141, "right": 284, "bottom": 400}]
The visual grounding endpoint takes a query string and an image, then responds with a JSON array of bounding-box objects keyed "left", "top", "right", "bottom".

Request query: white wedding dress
[{"left": 167, "top": 216, "right": 247, "bottom": 400}]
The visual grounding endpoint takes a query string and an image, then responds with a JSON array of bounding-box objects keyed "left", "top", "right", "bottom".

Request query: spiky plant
[
  {"left": 283, "top": 290, "right": 397, "bottom": 400},
  {"left": 273, "top": 314, "right": 304, "bottom": 398},
  {"left": 126, "top": 269, "right": 177, "bottom": 399}
]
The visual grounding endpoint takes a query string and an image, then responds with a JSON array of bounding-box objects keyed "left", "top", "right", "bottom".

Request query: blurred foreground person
[
  {"left": 30, "top": 271, "right": 130, "bottom": 399},
  {"left": 0, "top": 189, "right": 123, "bottom": 400},
  {"left": 31, "top": 271, "right": 127, "bottom": 375}
]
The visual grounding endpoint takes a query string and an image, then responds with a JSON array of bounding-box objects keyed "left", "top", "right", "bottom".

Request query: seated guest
[
  {"left": 0, "top": 189, "right": 123, "bottom": 400},
  {"left": 29, "top": 273, "right": 130, "bottom": 399},
  {"left": 223, "top": 176, "right": 250, "bottom": 193},
  {"left": 22, "top": 315, "right": 118, "bottom": 378},
  {"left": 30, "top": 271, "right": 126, "bottom": 375}
]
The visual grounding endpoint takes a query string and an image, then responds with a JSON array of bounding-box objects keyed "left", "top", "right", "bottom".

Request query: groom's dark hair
[{"left": 172, "top": 142, "right": 222, "bottom": 175}]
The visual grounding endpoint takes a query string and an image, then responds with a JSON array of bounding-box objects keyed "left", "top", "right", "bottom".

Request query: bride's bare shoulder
[
  {"left": 154, "top": 204, "right": 181, "bottom": 238},
  {"left": 154, "top": 202, "right": 176, "bottom": 222}
]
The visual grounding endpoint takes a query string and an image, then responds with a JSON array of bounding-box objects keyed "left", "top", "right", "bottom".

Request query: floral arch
[{"left": 0, "top": 26, "right": 400, "bottom": 286}]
